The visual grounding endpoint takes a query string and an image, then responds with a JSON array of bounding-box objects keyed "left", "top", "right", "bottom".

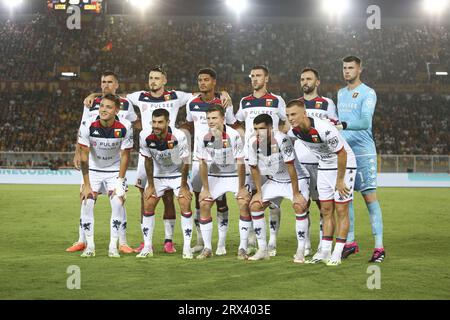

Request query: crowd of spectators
[
  {"left": 0, "top": 14, "right": 449, "bottom": 169},
  {"left": 0, "top": 14, "right": 449, "bottom": 85},
  {"left": 0, "top": 90, "right": 448, "bottom": 156}
]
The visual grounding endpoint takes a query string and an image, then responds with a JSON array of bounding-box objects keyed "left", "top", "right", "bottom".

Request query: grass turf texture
[{"left": 0, "top": 185, "right": 449, "bottom": 300}]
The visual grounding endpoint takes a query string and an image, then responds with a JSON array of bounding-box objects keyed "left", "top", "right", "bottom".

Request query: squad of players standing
[
  {"left": 137, "top": 109, "right": 194, "bottom": 259},
  {"left": 235, "top": 65, "right": 288, "bottom": 257},
  {"left": 287, "top": 99, "right": 356, "bottom": 266},
  {"left": 295, "top": 67, "right": 339, "bottom": 256},
  {"left": 336, "top": 56, "right": 385, "bottom": 263},
  {"left": 76, "top": 94, "right": 134, "bottom": 258},
  {"left": 184, "top": 68, "right": 237, "bottom": 256},
  {"left": 67, "top": 71, "right": 137, "bottom": 254}
]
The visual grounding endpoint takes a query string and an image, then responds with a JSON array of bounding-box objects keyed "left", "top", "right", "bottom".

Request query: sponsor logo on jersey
[
  {"left": 245, "top": 102, "right": 251, "bottom": 106},
  {"left": 352, "top": 92, "right": 359, "bottom": 98},
  {"left": 114, "top": 129, "right": 122, "bottom": 138},
  {"left": 92, "top": 130, "right": 100, "bottom": 136},
  {"left": 328, "top": 136, "right": 339, "bottom": 149},
  {"left": 194, "top": 105, "right": 200, "bottom": 109}
]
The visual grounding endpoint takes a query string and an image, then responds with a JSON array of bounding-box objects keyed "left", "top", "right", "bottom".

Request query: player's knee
[
  {"left": 200, "top": 200, "right": 213, "bottom": 210},
  {"left": 250, "top": 202, "right": 263, "bottom": 212},
  {"left": 293, "top": 203, "right": 306, "bottom": 214}
]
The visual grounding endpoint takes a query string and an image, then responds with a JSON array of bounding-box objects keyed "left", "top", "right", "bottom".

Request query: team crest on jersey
[
  {"left": 114, "top": 129, "right": 122, "bottom": 138},
  {"left": 352, "top": 92, "right": 359, "bottom": 98},
  {"left": 315, "top": 101, "right": 323, "bottom": 109},
  {"left": 119, "top": 101, "right": 125, "bottom": 110},
  {"left": 164, "top": 94, "right": 171, "bottom": 101},
  {"left": 312, "top": 135, "right": 320, "bottom": 143},
  {"left": 222, "top": 139, "right": 228, "bottom": 148},
  {"left": 167, "top": 140, "right": 175, "bottom": 149},
  {"left": 266, "top": 99, "right": 273, "bottom": 107}
]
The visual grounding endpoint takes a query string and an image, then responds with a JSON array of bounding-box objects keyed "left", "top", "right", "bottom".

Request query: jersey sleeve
[
  {"left": 324, "top": 124, "right": 344, "bottom": 153},
  {"left": 235, "top": 98, "right": 245, "bottom": 122},
  {"left": 177, "top": 131, "right": 191, "bottom": 160},
  {"left": 225, "top": 105, "right": 237, "bottom": 125},
  {"left": 194, "top": 134, "right": 208, "bottom": 160},
  {"left": 176, "top": 91, "right": 193, "bottom": 106},
  {"left": 185, "top": 98, "right": 193, "bottom": 122},
  {"left": 77, "top": 121, "right": 90, "bottom": 147},
  {"left": 139, "top": 130, "right": 152, "bottom": 158},
  {"left": 123, "top": 98, "right": 138, "bottom": 122},
  {"left": 126, "top": 91, "right": 141, "bottom": 109},
  {"left": 278, "top": 96, "right": 287, "bottom": 121},
  {"left": 279, "top": 134, "right": 295, "bottom": 163},
  {"left": 81, "top": 105, "right": 91, "bottom": 124},
  {"left": 247, "top": 137, "right": 258, "bottom": 167},
  {"left": 121, "top": 124, "right": 134, "bottom": 150},
  {"left": 324, "top": 97, "right": 338, "bottom": 121},
  {"left": 234, "top": 134, "right": 244, "bottom": 159},
  {"left": 346, "top": 89, "right": 376, "bottom": 130}
]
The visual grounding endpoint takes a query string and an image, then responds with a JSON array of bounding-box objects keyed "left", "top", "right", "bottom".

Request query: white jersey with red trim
[
  {"left": 127, "top": 90, "right": 192, "bottom": 130},
  {"left": 299, "top": 96, "right": 338, "bottom": 121},
  {"left": 139, "top": 126, "right": 190, "bottom": 178},
  {"left": 288, "top": 117, "right": 356, "bottom": 169},
  {"left": 81, "top": 96, "right": 137, "bottom": 125},
  {"left": 186, "top": 94, "right": 236, "bottom": 134},
  {"left": 236, "top": 92, "right": 286, "bottom": 144},
  {"left": 248, "top": 131, "right": 307, "bottom": 183},
  {"left": 78, "top": 117, "right": 134, "bottom": 172},
  {"left": 195, "top": 125, "right": 244, "bottom": 177},
  {"left": 186, "top": 94, "right": 236, "bottom": 160}
]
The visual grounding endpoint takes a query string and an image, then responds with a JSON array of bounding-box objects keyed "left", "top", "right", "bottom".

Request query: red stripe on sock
[
  {"left": 143, "top": 211, "right": 155, "bottom": 217},
  {"left": 199, "top": 217, "right": 212, "bottom": 224},
  {"left": 181, "top": 212, "right": 192, "bottom": 218}
]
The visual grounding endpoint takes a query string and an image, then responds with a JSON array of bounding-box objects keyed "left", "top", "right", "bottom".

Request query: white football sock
[
  {"left": 199, "top": 218, "right": 213, "bottom": 250},
  {"left": 142, "top": 212, "right": 155, "bottom": 249},
  {"left": 251, "top": 211, "right": 267, "bottom": 250},
  {"left": 181, "top": 212, "right": 193, "bottom": 250},
  {"left": 80, "top": 198, "right": 95, "bottom": 249},
  {"left": 238, "top": 217, "right": 252, "bottom": 251},
  {"left": 217, "top": 210, "right": 229, "bottom": 248},
  {"left": 164, "top": 219, "right": 176, "bottom": 242}
]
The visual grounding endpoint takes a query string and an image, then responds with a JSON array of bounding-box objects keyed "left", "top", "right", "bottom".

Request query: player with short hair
[
  {"left": 235, "top": 65, "right": 288, "bottom": 257},
  {"left": 137, "top": 108, "right": 194, "bottom": 259},
  {"left": 185, "top": 68, "right": 237, "bottom": 256},
  {"left": 286, "top": 100, "right": 356, "bottom": 266},
  {"left": 126, "top": 66, "right": 192, "bottom": 254},
  {"left": 67, "top": 71, "right": 136, "bottom": 254},
  {"left": 76, "top": 94, "right": 133, "bottom": 258},
  {"left": 248, "top": 114, "right": 309, "bottom": 262},
  {"left": 336, "top": 56, "right": 385, "bottom": 263},
  {"left": 195, "top": 105, "right": 250, "bottom": 260},
  {"left": 295, "top": 67, "right": 339, "bottom": 256}
]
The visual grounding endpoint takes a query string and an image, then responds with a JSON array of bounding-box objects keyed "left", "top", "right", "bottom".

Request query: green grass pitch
[{"left": 0, "top": 185, "right": 449, "bottom": 300}]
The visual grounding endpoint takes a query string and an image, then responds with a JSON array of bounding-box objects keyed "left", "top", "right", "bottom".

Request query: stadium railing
[{"left": 0, "top": 152, "right": 449, "bottom": 173}]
